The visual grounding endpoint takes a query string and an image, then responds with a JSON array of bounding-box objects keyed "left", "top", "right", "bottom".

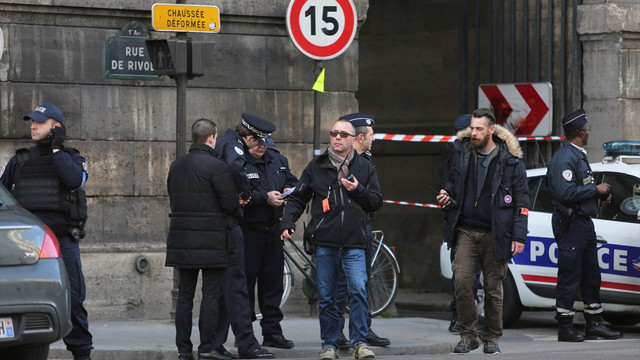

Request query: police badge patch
[
  {"left": 234, "top": 146, "right": 244, "bottom": 155},
  {"left": 562, "top": 170, "right": 573, "bottom": 181}
]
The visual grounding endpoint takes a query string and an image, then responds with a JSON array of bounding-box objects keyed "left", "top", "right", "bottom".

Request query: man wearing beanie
[{"left": 546, "top": 109, "right": 623, "bottom": 342}]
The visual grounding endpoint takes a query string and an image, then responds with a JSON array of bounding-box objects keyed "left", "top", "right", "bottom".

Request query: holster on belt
[{"left": 556, "top": 203, "right": 575, "bottom": 232}]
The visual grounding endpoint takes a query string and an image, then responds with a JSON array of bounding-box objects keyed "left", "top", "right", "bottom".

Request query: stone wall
[{"left": 0, "top": 0, "right": 368, "bottom": 319}]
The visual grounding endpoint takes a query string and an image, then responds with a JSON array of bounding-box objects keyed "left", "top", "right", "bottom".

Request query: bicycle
[{"left": 280, "top": 230, "right": 400, "bottom": 317}]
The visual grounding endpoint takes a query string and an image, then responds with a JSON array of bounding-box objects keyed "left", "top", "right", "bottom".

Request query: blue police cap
[
  {"left": 241, "top": 112, "right": 276, "bottom": 139},
  {"left": 562, "top": 109, "right": 587, "bottom": 133},
  {"left": 340, "top": 113, "right": 375, "bottom": 128},
  {"left": 454, "top": 114, "right": 471, "bottom": 131},
  {"left": 24, "top": 103, "right": 64, "bottom": 125}
]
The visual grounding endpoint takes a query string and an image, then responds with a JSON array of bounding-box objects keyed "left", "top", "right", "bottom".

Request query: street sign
[
  {"left": 286, "top": 0, "right": 357, "bottom": 60},
  {"left": 105, "top": 22, "right": 161, "bottom": 80},
  {"left": 152, "top": 3, "right": 220, "bottom": 33},
  {"left": 478, "top": 82, "right": 553, "bottom": 136}
]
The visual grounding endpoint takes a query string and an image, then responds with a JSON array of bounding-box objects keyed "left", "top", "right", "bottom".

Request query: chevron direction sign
[{"left": 478, "top": 82, "right": 553, "bottom": 136}]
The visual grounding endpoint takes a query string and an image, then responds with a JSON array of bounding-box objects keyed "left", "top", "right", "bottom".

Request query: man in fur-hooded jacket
[{"left": 437, "top": 108, "right": 529, "bottom": 355}]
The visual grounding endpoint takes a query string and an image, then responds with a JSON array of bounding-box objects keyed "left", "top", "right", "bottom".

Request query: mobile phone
[{"left": 346, "top": 174, "right": 354, "bottom": 182}]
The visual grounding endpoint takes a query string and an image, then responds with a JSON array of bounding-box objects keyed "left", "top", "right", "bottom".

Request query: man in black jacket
[
  {"left": 166, "top": 119, "right": 242, "bottom": 360},
  {"left": 437, "top": 108, "right": 528, "bottom": 355},
  {"left": 281, "top": 119, "right": 382, "bottom": 360}
]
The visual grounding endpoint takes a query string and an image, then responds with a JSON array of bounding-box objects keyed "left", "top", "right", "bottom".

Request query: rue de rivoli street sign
[
  {"left": 286, "top": 0, "right": 358, "bottom": 60},
  {"left": 152, "top": 3, "right": 220, "bottom": 33},
  {"left": 105, "top": 22, "right": 160, "bottom": 80}
]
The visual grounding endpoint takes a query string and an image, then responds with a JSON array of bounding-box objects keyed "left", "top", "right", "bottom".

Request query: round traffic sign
[{"left": 286, "top": 0, "right": 357, "bottom": 60}]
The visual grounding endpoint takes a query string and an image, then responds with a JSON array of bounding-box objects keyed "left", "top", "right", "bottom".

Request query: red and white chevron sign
[{"left": 478, "top": 82, "right": 552, "bottom": 136}]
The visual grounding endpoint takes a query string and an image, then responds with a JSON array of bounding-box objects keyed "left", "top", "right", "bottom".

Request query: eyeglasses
[{"left": 330, "top": 130, "right": 355, "bottom": 138}]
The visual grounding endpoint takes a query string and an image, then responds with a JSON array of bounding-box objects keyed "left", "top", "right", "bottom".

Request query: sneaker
[
  {"left": 366, "top": 329, "right": 390, "bottom": 347},
  {"left": 448, "top": 318, "right": 461, "bottom": 333},
  {"left": 352, "top": 342, "right": 375, "bottom": 359},
  {"left": 453, "top": 338, "right": 479, "bottom": 353},
  {"left": 337, "top": 331, "right": 352, "bottom": 349},
  {"left": 483, "top": 340, "right": 501, "bottom": 354},
  {"left": 320, "top": 347, "right": 338, "bottom": 359}
]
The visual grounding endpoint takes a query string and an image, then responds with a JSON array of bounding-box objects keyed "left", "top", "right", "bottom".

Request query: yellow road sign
[{"left": 152, "top": 3, "right": 220, "bottom": 33}]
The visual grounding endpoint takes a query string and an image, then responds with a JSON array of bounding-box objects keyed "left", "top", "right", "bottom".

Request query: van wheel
[
  {"left": 502, "top": 271, "right": 523, "bottom": 328},
  {"left": 603, "top": 312, "right": 640, "bottom": 326}
]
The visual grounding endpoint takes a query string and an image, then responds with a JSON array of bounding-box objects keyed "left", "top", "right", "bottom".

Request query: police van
[{"left": 440, "top": 140, "right": 640, "bottom": 327}]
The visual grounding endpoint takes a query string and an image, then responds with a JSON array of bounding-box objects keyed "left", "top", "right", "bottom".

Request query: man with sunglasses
[
  {"left": 281, "top": 119, "right": 382, "bottom": 360},
  {"left": 546, "top": 109, "right": 623, "bottom": 342}
]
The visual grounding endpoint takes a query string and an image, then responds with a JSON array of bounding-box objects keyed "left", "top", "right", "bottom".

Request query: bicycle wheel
[
  {"left": 367, "top": 242, "right": 399, "bottom": 317},
  {"left": 281, "top": 256, "right": 294, "bottom": 308}
]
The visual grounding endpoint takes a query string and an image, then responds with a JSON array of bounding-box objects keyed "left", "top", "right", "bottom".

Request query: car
[
  {"left": 440, "top": 140, "right": 640, "bottom": 327},
  {"left": 0, "top": 183, "right": 72, "bottom": 360}
]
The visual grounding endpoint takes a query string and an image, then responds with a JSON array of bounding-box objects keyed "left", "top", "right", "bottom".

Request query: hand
[
  {"left": 340, "top": 175, "right": 358, "bottom": 191},
  {"left": 596, "top": 182, "right": 611, "bottom": 196},
  {"left": 511, "top": 241, "right": 525, "bottom": 256},
  {"left": 267, "top": 191, "right": 285, "bottom": 207},
  {"left": 49, "top": 126, "right": 66, "bottom": 150},
  {"left": 239, "top": 196, "right": 250, "bottom": 205},
  {"left": 436, "top": 189, "right": 452, "bottom": 206},
  {"left": 281, "top": 228, "right": 294, "bottom": 240}
]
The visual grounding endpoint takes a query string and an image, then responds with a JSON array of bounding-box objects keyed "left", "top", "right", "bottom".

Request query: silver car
[{"left": 0, "top": 183, "right": 72, "bottom": 360}]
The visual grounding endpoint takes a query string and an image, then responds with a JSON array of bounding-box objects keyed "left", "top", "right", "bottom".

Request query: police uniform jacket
[
  {"left": 280, "top": 149, "right": 383, "bottom": 249},
  {"left": 165, "top": 143, "right": 241, "bottom": 269},
  {"left": 546, "top": 141, "right": 598, "bottom": 217},
  {"left": 214, "top": 129, "right": 251, "bottom": 201},
  {"left": 243, "top": 148, "right": 298, "bottom": 232},
  {"left": 442, "top": 125, "right": 529, "bottom": 263},
  {"left": 0, "top": 142, "right": 88, "bottom": 235}
]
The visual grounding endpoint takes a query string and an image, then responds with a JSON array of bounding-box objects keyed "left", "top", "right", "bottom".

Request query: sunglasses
[{"left": 330, "top": 130, "right": 355, "bottom": 138}]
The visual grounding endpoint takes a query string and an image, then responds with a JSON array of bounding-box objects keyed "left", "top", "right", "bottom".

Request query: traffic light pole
[{"left": 313, "top": 61, "right": 323, "bottom": 158}]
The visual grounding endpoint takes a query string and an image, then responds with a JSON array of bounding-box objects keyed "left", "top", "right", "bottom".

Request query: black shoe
[
  {"left": 199, "top": 349, "right": 232, "bottom": 360},
  {"left": 482, "top": 340, "right": 500, "bottom": 354},
  {"left": 453, "top": 338, "right": 479, "bottom": 353},
  {"left": 263, "top": 333, "right": 295, "bottom": 349},
  {"left": 74, "top": 356, "right": 92, "bottom": 360},
  {"left": 366, "top": 329, "right": 391, "bottom": 347},
  {"left": 179, "top": 353, "right": 195, "bottom": 360},
  {"left": 217, "top": 347, "right": 239, "bottom": 360},
  {"left": 337, "top": 331, "right": 351, "bottom": 349},
  {"left": 241, "top": 347, "right": 275, "bottom": 359},
  {"left": 557, "top": 323, "right": 585, "bottom": 342},
  {"left": 448, "top": 318, "right": 461, "bottom": 333},
  {"left": 585, "top": 320, "right": 623, "bottom": 340}
]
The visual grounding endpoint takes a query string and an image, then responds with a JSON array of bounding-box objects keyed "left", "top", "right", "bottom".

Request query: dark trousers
[
  {"left": 58, "top": 234, "right": 93, "bottom": 357},
  {"left": 176, "top": 268, "right": 225, "bottom": 354},
  {"left": 243, "top": 227, "right": 285, "bottom": 336},
  {"left": 552, "top": 214, "right": 602, "bottom": 321},
  {"left": 214, "top": 223, "right": 260, "bottom": 355}
]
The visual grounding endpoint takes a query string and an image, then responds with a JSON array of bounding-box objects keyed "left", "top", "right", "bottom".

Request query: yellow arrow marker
[{"left": 312, "top": 68, "right": 325, "bottom": 92}]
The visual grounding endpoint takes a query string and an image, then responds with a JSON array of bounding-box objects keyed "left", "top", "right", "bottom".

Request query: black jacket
[
  {"left": 214, "top": 129, "right": 251, "bottom": 201},
  {"left": 243, "top": 148, "right": 298, "bottom": 232},
  {"left": 165, "top": 143, "right": 241, "bottom": 269},
  {"left": 442, "top": 125, "right": 529, "bottom": 263},
  {"left": 280, "top": 149, "right": 382, "bottom": 249}
]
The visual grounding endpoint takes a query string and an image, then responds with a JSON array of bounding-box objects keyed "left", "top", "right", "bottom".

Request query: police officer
[
  {"left": 243, "top": 135, "right": 298, "bottom": 349},
  {"left": 547, "top": 109, "right": 623, "bottom": 342},
  {"left": 0, "top": 103, "right": 93, "bottom": 360},
  {"left": 334, "top": 113, "right": 391, "bottom": 348},
  {"left": 212, "top": 113, "right": 275, "bottom": 359}
]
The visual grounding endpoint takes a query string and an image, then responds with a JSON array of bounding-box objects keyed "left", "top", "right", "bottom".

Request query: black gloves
[{"left": 48, "top": 126, "right": 66, "bottom": 150}]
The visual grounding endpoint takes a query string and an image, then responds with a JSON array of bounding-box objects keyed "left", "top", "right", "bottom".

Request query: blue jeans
[{"left": 316, "top": 246, "right": 369, "bottom": 349}]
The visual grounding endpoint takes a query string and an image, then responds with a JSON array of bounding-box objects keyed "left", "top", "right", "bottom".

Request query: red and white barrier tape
[
  {"left": 373, "top": 133, "right": 564, "bottom": 142},
  {"left": 383, "top": 200, "right": 442, "bottom": 208}
]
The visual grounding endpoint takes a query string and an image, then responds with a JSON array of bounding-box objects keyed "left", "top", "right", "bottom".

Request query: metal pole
[{"left": 313, "top": 60, "right": 323, "bottom": 158}]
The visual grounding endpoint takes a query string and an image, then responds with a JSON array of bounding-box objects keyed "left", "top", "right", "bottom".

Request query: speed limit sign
[{"left": 286, "top": 0, "right": 358, "bottom": 60}]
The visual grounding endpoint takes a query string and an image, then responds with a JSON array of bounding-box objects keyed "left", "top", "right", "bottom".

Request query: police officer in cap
[
  {"left": 1, "top": 103, "right": 93, "bottom": 360},
  {"left": 546, "top": 109, "right": 623, "bottom": 342},
  {"left": 333, "top": 113, "right": 391, "bottom": 348},
  {"left": 243, "top": 134, "right": 298, "bottom": 349},
  {"left": 212, "top": 113, "right": 275, "bottom": 359}
]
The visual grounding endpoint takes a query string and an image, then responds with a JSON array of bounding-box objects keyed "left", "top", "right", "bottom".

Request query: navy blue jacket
[
  {"left": 243, "top": 148, "right": 298, "bottom": 232},
  {"left": 281, "top": 149, "right": 382, "bottom": 249},
  {"left": 214, "top": 129, "right": 251, "bottom": 201},
  {"left": 442, "top": 125, "right": 529, "bottom": 263},
  {"left": 546, "top": 141, "right": 599, "bottom": 217},
  {"left": 1, "top": 142, "right": 88, "bottom": 234}
]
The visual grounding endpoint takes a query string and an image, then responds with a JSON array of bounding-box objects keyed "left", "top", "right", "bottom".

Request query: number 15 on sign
[{"left": 286, "top": 0, "right": 357, "bottom": 60}]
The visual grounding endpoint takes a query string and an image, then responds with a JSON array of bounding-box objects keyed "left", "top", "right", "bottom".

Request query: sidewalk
[{"left": 50, "top": 290, "right": 455, "bottom": 360}]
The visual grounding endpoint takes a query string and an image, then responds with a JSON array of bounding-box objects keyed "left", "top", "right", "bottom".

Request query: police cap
[
  {"left": 454, "top": 114, "right": 472, "bottom": 131},
  {"left": 562, "top": 109, "right": 587, "bottom": 133},
  {"left": 24, "top": 103, "right": 64, "bottom": 125},
  {"left": 339, "top": 113, "right": 375, "bottom": 128},
  {"left": 241, "top": 112, "right": 276, "bottom": 139}
]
